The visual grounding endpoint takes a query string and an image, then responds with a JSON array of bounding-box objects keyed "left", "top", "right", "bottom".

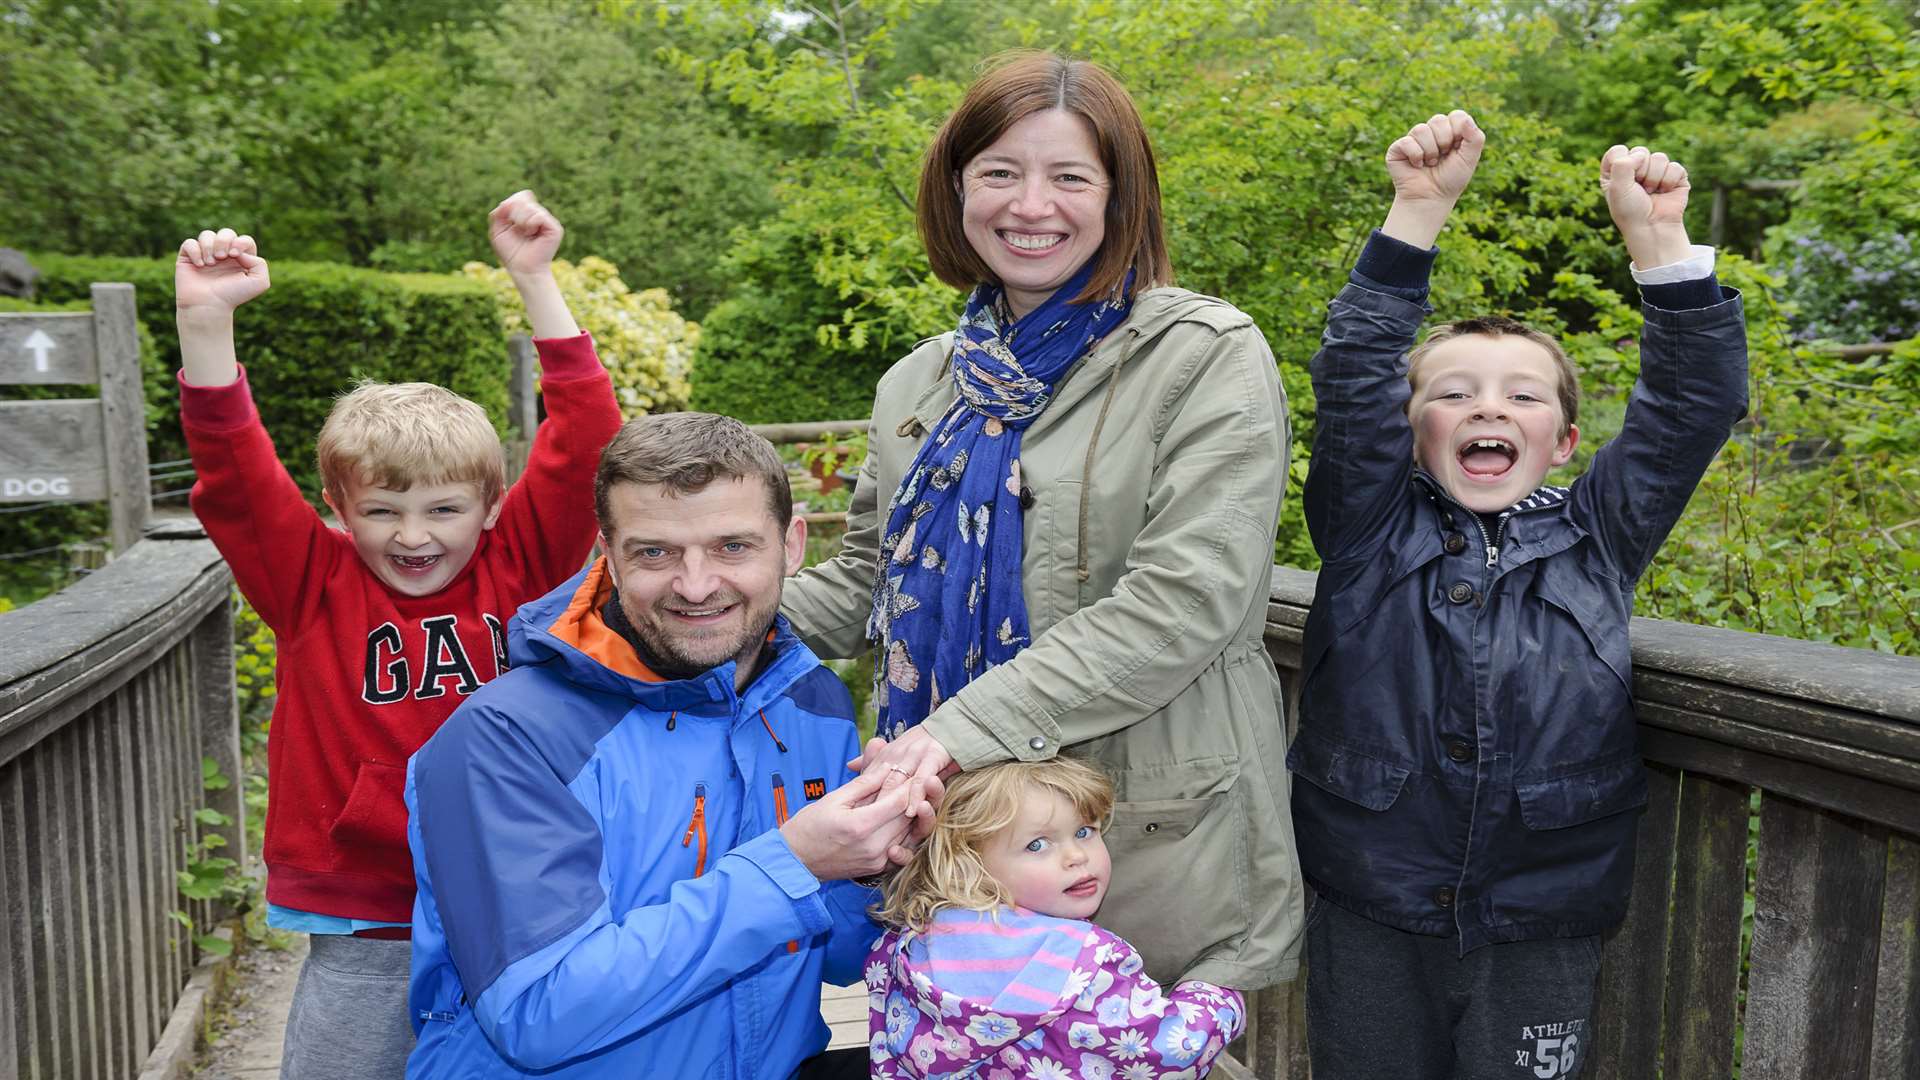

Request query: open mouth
[
  {"left": 1064, "top": 876, "right": 1101, "bottom": 898},
  {"left": 999, "top": 230, "right": 1064, "bottom": 253},
  {"left": 388, "top": 554, "right": 443, "bottom": 573},
  {"left": 1456, "top": 437, "right": 1518, "bottom": 479}
]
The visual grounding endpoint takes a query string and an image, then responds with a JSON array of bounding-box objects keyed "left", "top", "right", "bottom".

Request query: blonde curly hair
[{"left": 874, "top": 756, "right": 1114, "bottom": 931}]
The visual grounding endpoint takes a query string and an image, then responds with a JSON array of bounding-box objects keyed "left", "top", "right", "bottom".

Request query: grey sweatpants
[
  {"left": 281, "top": 933, "right": 415, "bottom": 1079},
  {"left": 1306, "top": 898, "right": 1602, "bottom": 1080}
]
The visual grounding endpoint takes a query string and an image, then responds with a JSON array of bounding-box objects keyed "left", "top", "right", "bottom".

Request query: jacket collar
[
  {"left": 903, "top": 287, "right": 1225, "bottom": 436},
  {"left": 509, "top": 559, "right": 817, "bottom": 718}
]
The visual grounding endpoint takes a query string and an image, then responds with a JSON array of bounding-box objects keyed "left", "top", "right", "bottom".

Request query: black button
[
  {"left": 1018, "top": 485, "right": 1036, "bottom": 510},
  {"left": 1447, "top": 582, "right": 1475, "bottom": 604},
  {"left": 1446, "top": 739, "right": 1474, "bottom": 763},
  {"left": 1443, "top": 533, "right": 1468, "bottom": 555},
  {"left": 1435, "top": 886, "right": 1456, "bottom": 908}
]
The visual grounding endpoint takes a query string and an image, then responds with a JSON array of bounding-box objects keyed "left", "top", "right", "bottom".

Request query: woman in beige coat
[{"left": 781, "top": 51, "right": 1302, "bottom": 992}]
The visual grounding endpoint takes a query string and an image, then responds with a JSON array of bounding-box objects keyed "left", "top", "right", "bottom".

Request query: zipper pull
[
  {"left": 1485, "top": 544, "right": 1500, "bottom": 568},
  {"left": 683, "top": 783, "right": 709, "bottom": 877}
]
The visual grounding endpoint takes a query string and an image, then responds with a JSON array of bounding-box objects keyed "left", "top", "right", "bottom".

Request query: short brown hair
[
  {"left": 1407, "top": 316, "right": 1581, "bottom": 435},
  {"left": 593, "top": 412, "right": 791, "bottom": 531},
  {"left": 316, "top": 381, "right": 505, "bottom": 507},
  {"left": 873, "top": 757, "right": 1115, "bottom": 932},
  {"left": 918, "top": 51, "right": 1171, "bottom": 304}
]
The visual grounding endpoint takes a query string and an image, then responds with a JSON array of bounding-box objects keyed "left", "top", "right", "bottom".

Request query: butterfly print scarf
[{"left": 868, "top": 261, "right": 1133, "bottom": 737}]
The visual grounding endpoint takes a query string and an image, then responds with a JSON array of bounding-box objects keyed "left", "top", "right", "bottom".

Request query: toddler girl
[{"left": 867, "top": 757, "right": 1244, "bottom": 1078}]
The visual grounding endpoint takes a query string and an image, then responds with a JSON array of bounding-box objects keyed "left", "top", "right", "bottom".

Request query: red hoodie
[{"left": 181, "top": 334, "right": 621, "bottom": 922}]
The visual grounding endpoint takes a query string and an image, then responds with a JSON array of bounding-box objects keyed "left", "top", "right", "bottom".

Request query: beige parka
[{"left": 781, "top": 287, "right": 1303, "bottom": 990}]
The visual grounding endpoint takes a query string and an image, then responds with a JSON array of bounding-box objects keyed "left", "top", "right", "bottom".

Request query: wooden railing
[
  {"left": 1236, "top": 566, "right": 1920, "bottom": 1079},
  {"left": 0, "top": 522, "right": 242, "bottom": 1080}
]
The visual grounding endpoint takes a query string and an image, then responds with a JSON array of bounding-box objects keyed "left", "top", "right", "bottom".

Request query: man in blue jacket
[
  {"left": 405, "top": 413, "right": 928, "bottom": 1078},
  {"left": 1291, "top": 112, "right": 1747, "bottom": 1079}
]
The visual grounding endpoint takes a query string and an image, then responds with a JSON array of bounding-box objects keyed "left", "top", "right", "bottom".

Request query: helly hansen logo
[
  {"left": 803, "top": 777, "right": 827, "bottom": 801},
  {"left": 361, "top": 614, "right": 508, "bottom": 705}
]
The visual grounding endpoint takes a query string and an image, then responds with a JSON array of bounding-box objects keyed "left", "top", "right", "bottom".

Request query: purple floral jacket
[{"left": 866, "top": 909, "right": 1245, "bottom": 1079}]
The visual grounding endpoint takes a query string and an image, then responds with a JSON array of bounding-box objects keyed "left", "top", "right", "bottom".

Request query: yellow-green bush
[{"left": 463, "top": 257, "right": 696, "bottom": 417}]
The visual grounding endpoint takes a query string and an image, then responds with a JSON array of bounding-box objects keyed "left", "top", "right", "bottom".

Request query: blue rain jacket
[
  {"left": 405, "top": 560, "right": 878, "bottom": 1077},
  {"left": 1292, "top": 275, "right": 1748, "bottom": 953}
]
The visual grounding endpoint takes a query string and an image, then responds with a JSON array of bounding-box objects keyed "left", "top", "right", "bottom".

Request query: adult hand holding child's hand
[{"left": 779, "top": 768, "right": 919, "bottom": 881}]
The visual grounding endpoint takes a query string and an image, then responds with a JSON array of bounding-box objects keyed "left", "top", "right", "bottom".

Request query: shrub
[{"left": 462, "top": 256, "right": 696, "bottom": 417}]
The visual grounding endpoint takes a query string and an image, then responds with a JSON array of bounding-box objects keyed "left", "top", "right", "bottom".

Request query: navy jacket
[{"left": 1290, "top": 249, "right": 1748, "bottom": 952}]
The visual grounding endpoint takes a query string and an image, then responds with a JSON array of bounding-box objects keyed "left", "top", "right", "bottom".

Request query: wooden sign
[
  {"left": 0, "top": 283, "right": 150, "bottom": 552},
  {"left": 0, "top": 400, "right": 109, "bottom": 501},
  {"left": 0, "top": 312, "right": 98, "bottom": 385}
]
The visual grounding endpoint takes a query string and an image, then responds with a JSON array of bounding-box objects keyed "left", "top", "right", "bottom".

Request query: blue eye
[
  {"left": 1074, "top": 825, "right": 1096, "bottom": 839},
  {"left": 1024, "top": 838, "right": 1047, "bottom": 853}
]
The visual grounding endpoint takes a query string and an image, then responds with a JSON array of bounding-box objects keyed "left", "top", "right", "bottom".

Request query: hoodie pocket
[
  {"left": 1286, "top": 733, "right": 1411, "bottom": 812},
  {"left": 328, "top": 761, "right": 411, "bottom": 864},
  {"left": 1515, "top": 756, "right": 1649, "bottom": 830}
]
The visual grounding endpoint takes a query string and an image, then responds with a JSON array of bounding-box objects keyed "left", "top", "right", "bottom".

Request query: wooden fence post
[
  {"left": 190, "top": 597, "right": 245, "bottom": 884},
  {"left": 92, "top": 283, "right": 150, "bottom": 555},
  {"left": 505, "top": 334, "right": 537, "bottom": 483}
]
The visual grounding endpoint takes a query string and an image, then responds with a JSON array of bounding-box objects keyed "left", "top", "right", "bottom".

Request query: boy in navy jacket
[{"left": 1290, "top": 112, "right": 1747, "bottom": 1078}]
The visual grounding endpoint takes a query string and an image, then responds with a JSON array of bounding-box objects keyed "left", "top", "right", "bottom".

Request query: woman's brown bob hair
[{"left": 918, "top": 51, "right": 1172, "bottom": 305}]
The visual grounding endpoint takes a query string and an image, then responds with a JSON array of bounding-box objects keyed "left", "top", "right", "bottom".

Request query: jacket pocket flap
[
  {"left": 1107, "top": 795, "right": 1215, "bottom": 839},
  {"left": 1515, "top": 757, "right": 1649, "bottom": 830},
  {"left": 1286, "top": 735, "right": 1410, "bottom": 813}
]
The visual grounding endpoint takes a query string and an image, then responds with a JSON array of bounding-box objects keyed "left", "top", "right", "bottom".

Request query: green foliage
[
  {"left": 30, "top": 252, "right": 510, "bottom": 511},
  {"left": 171, "top": 759, "right": 256, "bottom": 959},
  {"left": 463, "top": 257, "right": 697, "bottom": 417},
  {"left": 1633, "top": 255, "right": 1920, "bottom": 652},
  {"left": 0, "top": 0, "right": 780, "bottom": 316}
]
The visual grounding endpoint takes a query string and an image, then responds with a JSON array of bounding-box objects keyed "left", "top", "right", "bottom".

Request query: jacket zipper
[
  {"left": 682, "top": 782, "right": 708, "bottom": 878},
  {"left": 759, "top": 709, "right": 788, "bottom": 753},
  {"left": 771, "top": 773, "right": 798, "bottom": 953},
  {"left": 1467, "top": 511, "right": 1515, "bottom": 569}
]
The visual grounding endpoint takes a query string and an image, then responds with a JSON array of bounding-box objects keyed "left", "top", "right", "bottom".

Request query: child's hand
[
  {"left": 1380, "top": 110, "right": 1484, "bottom": 250},
  {"left": 1386, "top": 111, "right": 1485, "bottom": 206},
  {"left": 488, "top": 190, "right": 565, "bottom": 276},
  {"left": 175, "top": 229, "right": 269, "bottom": 314},
  {"left": 1600, "top": 145, "right": 1694, "bottom": 269}
]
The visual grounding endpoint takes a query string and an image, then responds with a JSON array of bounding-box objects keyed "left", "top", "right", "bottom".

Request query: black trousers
[
  {"left": 794, "top": 1047, "right": 868, "bottom": 1080},
  {"left": 1305, "top": 898, "right": 1602, "bottom": 1080}
]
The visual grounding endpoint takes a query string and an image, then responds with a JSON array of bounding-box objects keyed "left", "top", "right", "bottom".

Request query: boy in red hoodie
[{"left": 173, "top": 192, "right": 621, "bottom": 1078}]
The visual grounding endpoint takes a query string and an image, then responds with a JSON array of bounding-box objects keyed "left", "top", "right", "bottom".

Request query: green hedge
[
  {"left": 691, "top": 284, "right": 898, "bottom": 423},
  {"left": 2, "top": 256, "right": 504, "bottom": 604},
  {"left": 30, "top": 252, "right": 509, "bottom": 504}
]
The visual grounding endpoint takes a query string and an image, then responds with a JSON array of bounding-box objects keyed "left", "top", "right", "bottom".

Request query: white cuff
[{"left": 1631, "top": 244, "right": 1716, "bottom": 284}]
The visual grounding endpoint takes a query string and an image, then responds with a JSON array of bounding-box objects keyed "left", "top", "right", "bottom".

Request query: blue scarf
[{"left": 869, "top": 263, "right": 1133, "bottom": 738}]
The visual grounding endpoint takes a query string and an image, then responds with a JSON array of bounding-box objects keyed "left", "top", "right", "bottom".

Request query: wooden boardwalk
[{"left": 188, "top": 955, "right": 871, "bottom": 1078}]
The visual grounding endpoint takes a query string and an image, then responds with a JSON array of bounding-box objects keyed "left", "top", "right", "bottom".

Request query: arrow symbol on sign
[{"left": 22, "top": 329, "right": 54, "bottom": 372}]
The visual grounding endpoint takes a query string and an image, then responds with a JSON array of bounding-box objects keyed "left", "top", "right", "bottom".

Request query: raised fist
[
  {"left": 175, "top": 229, "right": 269, "bottom": 313},
  {"left": 488, "top": 190, "right": 565, "bottom": 276},
  {"left": 1385, "top": 110, "right": 1485, "bottom": 206},
  {"left": 1600, "top": 145, "right": 1690, "bottom": 236}
]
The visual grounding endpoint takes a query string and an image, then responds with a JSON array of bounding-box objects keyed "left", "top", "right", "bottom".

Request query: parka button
[
  {"left": 1443, "top": 533, "right": 1468, "bottom": 555},
  {"left": 1143, "top": 823, "right": 1159, "bottom": 834},
  {"left": 1435, "top": 886, "right": 1456, "bottom": 908},
  {"left": 1028, "top": 737, "right": 1046, "bottom": 751},
  {"left": 1446, "top": 739, "right": 1474, "bottom": 763},
  {"left": 1447, "top": 582, "right": 1475, "bottom": 605}
]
